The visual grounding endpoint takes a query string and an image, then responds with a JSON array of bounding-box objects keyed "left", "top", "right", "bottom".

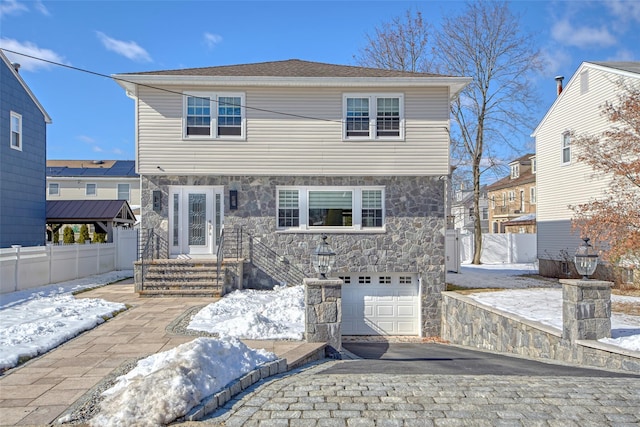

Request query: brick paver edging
[{"left": 177, "top": 358, "right": 288, "bottom": 423}]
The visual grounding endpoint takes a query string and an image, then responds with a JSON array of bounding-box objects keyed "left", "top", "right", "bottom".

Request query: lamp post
[
  {"left": 574, "top": 237, "right": 598, "bottom": 280},
  {"left": 313, "top": 234, "right": 335, "bottom": 279}
]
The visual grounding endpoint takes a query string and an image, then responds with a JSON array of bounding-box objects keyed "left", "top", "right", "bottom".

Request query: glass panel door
[{"left": 188, "top": 193, "right": 207, "bottom": 246}]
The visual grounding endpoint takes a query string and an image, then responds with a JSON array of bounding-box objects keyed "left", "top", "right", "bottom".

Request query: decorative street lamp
[
  {"left": 574, "top": 237, "right": 598, "bottom": 280},
  {"left": 313, "top": 234, "right": 335, "bottom": 279}
]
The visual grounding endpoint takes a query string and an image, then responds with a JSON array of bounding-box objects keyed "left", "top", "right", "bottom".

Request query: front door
[{"left": 169, "top": 186, "right": 223, "bottom": 258}]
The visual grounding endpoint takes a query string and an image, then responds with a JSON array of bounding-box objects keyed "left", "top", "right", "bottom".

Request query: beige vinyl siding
[
  {"left": 136, "top": 86, "right": 450, "bottom": 176},
  {"left": 46, "top": 177, "right": 141, "bottom": 207},
  {"left": 535, "top": 65, "right": 637, "bottom": 258}
]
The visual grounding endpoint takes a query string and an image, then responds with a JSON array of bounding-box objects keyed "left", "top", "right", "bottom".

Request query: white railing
[{"left": 0, "top": 228, "right": 138, "bottom": 294}]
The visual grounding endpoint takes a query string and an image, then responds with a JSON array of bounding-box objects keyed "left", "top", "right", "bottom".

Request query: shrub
[
  {"left": 78, "top": 224, "right": 90, "bottom": 244},
  {"left": 53, "top": 230, "right": 59, "bottom": 244},
  {"left": 93, "top": 232, "right": 107, "bottom": 243},
  {"left": 63, "top": 226, "right": 75, "bottom": 244}
]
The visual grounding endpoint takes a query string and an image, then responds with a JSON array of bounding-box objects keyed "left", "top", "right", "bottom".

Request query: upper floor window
[
  {"left": 481, "top": 207, "right": 489, "bottom": 220},
  {"left": 508, "top": 191, "right": 515, "bottom": 202},
  {"left": 530, "top": 187, "right": 536, "bottom": 204},
  {"left": 117, "top": 183, "right": 130, "bottom": 201},
  {"left": 184, "top": 92, "right": 245, "bottom": 139},
  {"left": 491, "top": 196, "right": 495, "bottom": 209},
  {"left": 86, "top": 183, "right": 97, "bottom": 196},
  {"left": 510, "top": 163, "right": 520, "bottom": 179},
  {"left": 344, "top": 94, "right": 403, "bottom": 140},
  {"left": 10, "top": 112, "right": 22, "bottom": 151},
  {"left": 531, "top": 157, "right": 536, "bottom": 174},
  {"left": 502, "top": 192, "right": 506, "bottom": 207},
  {"left": 49, "top": 182, "right": 59, "bottom": 196},
  {"left": 277, "top": 186, "right": 384, "bottom": 230},
  {"left": 562, "top": 132, "right": 571, "bottom": 164}
]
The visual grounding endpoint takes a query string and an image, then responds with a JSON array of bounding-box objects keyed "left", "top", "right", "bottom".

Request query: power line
[{"left": 1, "top": 48, "right": 341, "bottom": 124}]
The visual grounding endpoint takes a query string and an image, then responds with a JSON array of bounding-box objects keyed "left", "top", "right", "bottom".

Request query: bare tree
[
  {"left": 434, "top": 1, "right": 543, "bottom": 264},
  {"left": 570, "top": 83, "right": 640, "bottom": 273},
  {"left": 354, "top": 9, "right": 432, "bottom": 73}
]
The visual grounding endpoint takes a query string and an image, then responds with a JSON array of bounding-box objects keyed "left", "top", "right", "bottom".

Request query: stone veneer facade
[{"left": 140, "top": 174, "right": 446, "bottom": 336}]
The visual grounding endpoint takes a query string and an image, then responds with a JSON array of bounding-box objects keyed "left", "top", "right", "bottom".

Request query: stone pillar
[
  {"left": 561, "top": 279, "right": 613, "bottom": 342},
  {"left": 304, "top": 278, "right": 343, "bottom": 351}
]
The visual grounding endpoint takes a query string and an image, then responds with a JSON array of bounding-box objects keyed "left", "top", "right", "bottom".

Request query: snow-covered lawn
[
  {"left": 447, "top": 263, "right": 640, "bottom": 352},
  {"left": 188, "top": 285, "right": 305, "bottom": 339}
]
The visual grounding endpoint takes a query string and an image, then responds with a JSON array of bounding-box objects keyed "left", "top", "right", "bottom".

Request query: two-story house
[
  {"left": 532, "top": 62, "right": 640, "bottom": 280},
  {"left": 46, "top": 160, "right": 140, "bottom": 216},
  {"left": 114, "top": 59, "right": 470, "bottom": 337},
  {"left": 486, "top": 154, "right": 537, "bottom": 234},
  {"left": 0, "top": 50, "right": 52, "bottom": 248}
]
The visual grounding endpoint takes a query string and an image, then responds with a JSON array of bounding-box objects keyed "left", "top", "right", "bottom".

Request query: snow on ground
[
  {"left": 88, "top": 337, "right": 276, "bottom": 427},
  {"left": 1, "top": 265, "right": 638, "bottom": 426},
  {"left": 448, "top": 263, "right": 640, "bottom": 352},
  {"left": 0, "top": 271, "right": 132, "bottom": 371},
  {"left": 188, "top": 285, "right": 305, "bottom": 339}
]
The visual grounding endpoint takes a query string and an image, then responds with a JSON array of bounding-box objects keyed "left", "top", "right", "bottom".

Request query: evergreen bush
[
  {"left": 93, "top": 232, "right": 107, "bottom": 243},
  {"left": 79, "top": 224, "right": 90, "bottom": 244},
  {"left": 53, "top": 230, "right": 59, "bottom": 244},
  {"left": 63, "top": 226, "right": 75, "bottom": 244}
]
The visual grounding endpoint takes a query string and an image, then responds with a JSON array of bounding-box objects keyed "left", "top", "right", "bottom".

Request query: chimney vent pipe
[
  {"left": 555, "top": 75, "right": 564, "bottom": 96},
  {"left": 12, "top": 63, "right": 20, "bottom": 73}
]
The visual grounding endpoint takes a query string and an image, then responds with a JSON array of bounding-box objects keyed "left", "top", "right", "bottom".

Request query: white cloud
[
  {"left": 539, "top": 47, "right": 573, "bottom": 77},
  {"left": 92, "top": 145, "right": 104, "bottom": 153},
  {"left": 96, "top": 31, "right": 152, "bottom": 63},
  {"left": 609, "top": 49, "right": 636, "bottom": 61},
  {"left": 112, "top": 148, "right": 123, "bottom": 155},
  {"left": 0, "top": 0, "right": 27, "bottom": 17},
  {"left": 204, "top": 32, "right": 222, "bottom": 49},
  {"left": 605, "top": 0, "right": 640, "bottom": 23},
  {"left": 0, "top": 38, "right": 67, "bottom": 71},
  {"left": 34, "top": 0, "right": 49, "bottom": 16},
  {"left": 77, "top": 135, "right": 96, "bottom": 144},
  {"left": 551, "top": 19, "right": 617, "bottom": 48}
]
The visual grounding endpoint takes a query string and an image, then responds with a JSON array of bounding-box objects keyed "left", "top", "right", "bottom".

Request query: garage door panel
[{"left": 342, "top": 274, "right": 419, "bottom": 336}]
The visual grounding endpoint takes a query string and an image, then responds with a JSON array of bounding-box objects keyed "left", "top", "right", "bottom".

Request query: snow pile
[
  {"left": 0, "top": 293, "right": 126, "bottom": 370},
  {"left": 90, "top": 337, "right": 276, "bottom": 427},
  {"left": 468, "top": 288, "right": 640, "bottom": 352},
  {"left": 188, "top": 285, "right": 305, "bottom": 340}
]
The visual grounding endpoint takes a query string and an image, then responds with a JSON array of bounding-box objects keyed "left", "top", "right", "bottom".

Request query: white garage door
[{"left": 341, "top": 273, "right": 420, "bottom": 336}]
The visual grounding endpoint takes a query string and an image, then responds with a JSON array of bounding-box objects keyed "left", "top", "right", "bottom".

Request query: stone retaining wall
[{"left": 441, "top": 291, "right": 640, "bottom": 373}]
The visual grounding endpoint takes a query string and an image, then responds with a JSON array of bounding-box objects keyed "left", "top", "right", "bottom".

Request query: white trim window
[
  {"left": 277, "top": 186, "right": 385, "bottom": 230},
  {"left": 508, "top": 191, "right": 515, "bottom": 202},
  {"left": 562, "top": 132, "right": 571, "bottom": 164},
  {"left": 530, "top": 186, "right": 536, "bottom": 204},
  {"left": 343, "top": 94, "right": 404, "bottom": 140},
  {"left": 510, "top": 163, "right": 519, "bottom": 179},
  {"left": 49, "top": 182, "right": 60, "bottom": 196},
  {"left": 117, "top": 183, "right": 130, "bottom": 201},
  {"left": 86, "top": 183, "right": 97, "bottom": 196},
  {"left": 10, "top": 111, "right": 22, "bottom": 151},
  {"left": 183, "top": 92, "right": 245, "bottom": 139}
]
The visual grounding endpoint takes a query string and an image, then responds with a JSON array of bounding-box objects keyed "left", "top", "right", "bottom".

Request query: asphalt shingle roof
[
  {"left": 126, "top": 59, "right": 446, "bottom": 78},
  {"left": 47, "top": 200, "right": 133, "bottom": 221},
  {"left": 46, "top": 160, "right": 138, "bottom": 177}
]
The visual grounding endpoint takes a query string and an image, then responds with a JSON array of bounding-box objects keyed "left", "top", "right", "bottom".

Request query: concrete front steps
[{"left": 138, "top": 259, "right": 222, "bottom": 297}]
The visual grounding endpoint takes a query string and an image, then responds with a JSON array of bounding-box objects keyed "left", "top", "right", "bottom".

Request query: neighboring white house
[
  {"left": 114, "top": 59, "right": 470, "bottom": 337},
  {"left": 448, "top": 184, "right": 488, "bottom": 234},
  {"left": 532, "top": 61, "right": 640, "bottom": 279}
]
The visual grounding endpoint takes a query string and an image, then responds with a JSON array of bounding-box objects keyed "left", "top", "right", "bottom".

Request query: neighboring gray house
[
  {"left": 0, "top": 50, "right": 52, "bottom": 248},
  {"left": 532, "top": 61, "right": 640, "bottom": 280},
  {"left": 114, "top": 59, "right": 469, "bottom": 337}
]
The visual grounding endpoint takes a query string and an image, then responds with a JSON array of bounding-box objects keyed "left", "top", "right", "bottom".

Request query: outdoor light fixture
[
  {"left": 574, "top": 237, "right": 598, "bottom": 280},
  {"left": 313, "top": 234, "right": 335, "bottom": 279}
]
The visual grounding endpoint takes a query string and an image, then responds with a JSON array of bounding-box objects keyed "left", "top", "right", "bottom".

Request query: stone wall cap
[
  {"left": 560, "top": 279, "right": 613, "bottom": 287},
  {"left": 303, "top": 278, "right": 344, "bottom": 286}
]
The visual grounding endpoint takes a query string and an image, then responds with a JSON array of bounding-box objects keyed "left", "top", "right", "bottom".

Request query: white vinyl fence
[
  {"left": 0, "top": 228, "right": 138, "bottom": 294},
  {"left": 459, "top": 233, "right": 537, "bottom": 264}
]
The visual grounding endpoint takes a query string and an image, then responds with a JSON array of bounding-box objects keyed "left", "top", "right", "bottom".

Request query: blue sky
[{"left": 1, "top": 0, "right": 639, "bottom": 162}]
